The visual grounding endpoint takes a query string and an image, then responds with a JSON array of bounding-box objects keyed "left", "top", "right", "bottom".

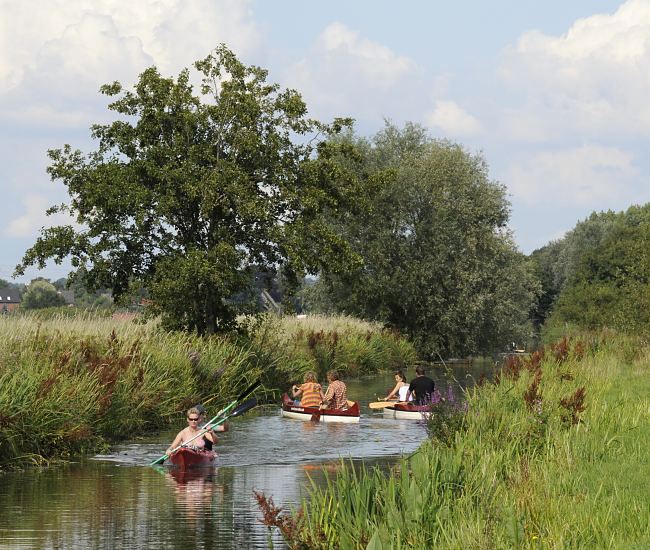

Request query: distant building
[
  {"left": 0, "top": 287, "right": 21, "bottom": 313},
  {"left": 59, "top": 290, "right": 75, "bottom": 306}
]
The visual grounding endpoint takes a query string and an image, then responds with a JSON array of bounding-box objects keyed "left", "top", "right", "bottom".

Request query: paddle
[
  {"left": 369, "top": 401, "right": 398, "bottom": 409},
  {"left": 310, "top": 407, "right": 321, "bottom": 423},
  {"left": 152, "top": 397, "right": 258, "bottom": 465},
  {"left": 150, "top": 380, "right": 260, "bottom": 465}
]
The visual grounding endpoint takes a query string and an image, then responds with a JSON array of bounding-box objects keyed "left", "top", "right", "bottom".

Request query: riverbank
[
  {"left": 272, "top": 332, "right": 650, "bottom": 548},
  {"left": 0, "top": 312, "right": 415, "bottom": 469}
]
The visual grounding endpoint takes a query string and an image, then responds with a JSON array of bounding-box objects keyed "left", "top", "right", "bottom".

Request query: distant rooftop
[{"left": 0, "top": 288, "right": 21, "bottom": 303}]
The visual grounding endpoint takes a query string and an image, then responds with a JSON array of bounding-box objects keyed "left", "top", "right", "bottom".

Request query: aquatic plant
[
  {"left": 0, "top": 311, "right": 414, "bottom": 468},
  {"left": 274, "top": 332, "right": 650, "bottom": 548}
]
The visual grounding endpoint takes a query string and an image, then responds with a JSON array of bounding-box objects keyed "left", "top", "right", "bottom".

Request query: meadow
[
  {"left": 0, "top": 311, "right": 415, "bottom": 468},
  {"left": 264, "top": 332, "right": 650, "bottom": 549}
]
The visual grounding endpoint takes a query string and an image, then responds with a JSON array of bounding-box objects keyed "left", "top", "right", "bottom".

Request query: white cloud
[
  {"left": 286, "top": 22, "right": 421, "bottom": 123},
  {"left": 0, "top": 0, "right": 260, "bottom": 126},
  {"left": 426, "top": 100, "right": 482, "bottom": 137},
  {"left": 4, "top": 195, "right": 78, "bottom": 238},
  {"left": 0, "top": 0, "right": 260, "bottom": 86},
  {"left": 500, "top": 0, "right": 650, "bottom": 139},
  {"left": 504, "top": 145, "right": 637, "bottom": 207}
]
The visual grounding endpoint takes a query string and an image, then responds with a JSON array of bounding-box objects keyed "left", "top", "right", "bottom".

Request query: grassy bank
[
  {"left": 0, "top": 312, "right": 414, "bottom": 469},
  {"left": 268, "top": 333, "right": 649, "bottom": 548}
]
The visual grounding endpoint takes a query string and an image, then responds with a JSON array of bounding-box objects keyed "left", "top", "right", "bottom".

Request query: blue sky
[{"left": 1, "top": 0, "right": 646, "bottom": 282}]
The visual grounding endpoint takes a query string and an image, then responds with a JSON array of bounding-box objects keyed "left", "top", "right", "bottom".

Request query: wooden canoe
[{"left": 281, "top": 394, "right": 360, "bottom": 423}]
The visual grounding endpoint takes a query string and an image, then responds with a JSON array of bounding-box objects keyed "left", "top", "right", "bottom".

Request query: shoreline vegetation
[
  {"left": 261, "top": 332, "right": 650, "bottom": 548},
  {"left": 0, "top": 311, "right": 415, "bottom": 470}
]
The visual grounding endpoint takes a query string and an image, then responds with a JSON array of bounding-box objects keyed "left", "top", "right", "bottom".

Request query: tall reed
[
  {"left": 0, "top": 311, "right": 414, "bottom": 468},
  {"left": 268, "top": 332, "right": 650, "bottom": 548}
]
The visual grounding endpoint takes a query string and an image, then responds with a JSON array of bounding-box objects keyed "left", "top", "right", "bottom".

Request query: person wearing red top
[{"left": 321, "top": 370, "right": 348, "bottom": 410}]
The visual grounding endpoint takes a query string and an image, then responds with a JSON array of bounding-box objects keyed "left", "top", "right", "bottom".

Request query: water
[{"left": 0, "top": 363, "right": 493, "bottom": 549}]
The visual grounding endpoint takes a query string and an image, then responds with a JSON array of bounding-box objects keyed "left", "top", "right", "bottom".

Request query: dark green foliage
[
  {"left": 544, "top": 204, "right": 650, "bottom": 334},
  {"left": 530, "top": 209, "right": 620, "bottom": 329},
  {"left": 21, "top": 280, "right": 65, "bottom": 309},
  {"left": 15, "top": 45, "right": 360, "bottom": 335},
  {"left": 306, "top": 123, "right": 538, "bottom": 357},
  {"left": 425, "top": 386, "right": 467, "bottom": 446}
]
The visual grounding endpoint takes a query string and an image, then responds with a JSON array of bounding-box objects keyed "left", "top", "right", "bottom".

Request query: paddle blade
[
  {"left": 231, "top": 397, "right": 258, "bottom": 417},
  {"left": 150, "top": 453, "right": 169, "bottom": 466},
  {"left": 369, "top": 401, "right": 396, "bottom": 410},
  {"left": 310, "top": 410, "right": 321, "bottom": 423},
  {"left": 236, "top": 380, "right": 261, "bottom": 402}
]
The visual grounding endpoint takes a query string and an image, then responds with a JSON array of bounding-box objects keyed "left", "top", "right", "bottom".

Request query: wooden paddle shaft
[{"left": 369, "top": 401, "right": 398, "bottom": 409}]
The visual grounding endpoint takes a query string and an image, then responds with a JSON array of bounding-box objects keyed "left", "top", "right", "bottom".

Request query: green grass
[
  {"left": 0, "top": 311, "right": 415, "bottom": 468},
  {"left": 270, "top": 333, "right": 650, "bottom": 549}
]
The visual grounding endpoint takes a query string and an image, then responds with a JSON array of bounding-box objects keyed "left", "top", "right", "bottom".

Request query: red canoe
[{"left": 168, "top": 448, "right": 217, "bottom": 470}]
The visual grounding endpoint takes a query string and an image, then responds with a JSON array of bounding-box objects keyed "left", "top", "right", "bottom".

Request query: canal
[{"left": 0, "top": 362, "right": 493, "bottom": 549}]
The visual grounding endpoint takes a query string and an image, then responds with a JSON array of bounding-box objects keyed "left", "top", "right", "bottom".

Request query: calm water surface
[{"left": 0, "top": 363, "right": 493, "bottom": 549}]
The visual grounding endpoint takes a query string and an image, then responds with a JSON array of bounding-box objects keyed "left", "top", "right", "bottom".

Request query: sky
[{"left": 1, "top": 0, "right": 648, "bottom": 282}]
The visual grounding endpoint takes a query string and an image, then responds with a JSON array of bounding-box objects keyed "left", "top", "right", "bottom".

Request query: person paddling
[
  {"left": 384, "top": 370, "right": 412, "bottom": 402},
  {"left": 321, "top": 370, "right": 348, "bottom": 410},
  {"left": 406, "top": 366, "right": 435, "bottom": 405},
  {"left": 166, "top": 407, "right": 227, "bottom": 456},
  {"left": 292, "top": 371, "right": 324, "bottom": 408},
  {"left": 194, "top": 404, "right": 229, "bottom": 451}
]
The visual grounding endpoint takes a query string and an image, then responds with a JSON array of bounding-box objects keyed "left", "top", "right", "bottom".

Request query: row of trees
[
  {"left": 531, "top": 204, "right": 650, "bottom": 335},
  {"left": 13, "top": 45, "right": 547, "bottom": 356},
  {"left": 0, "top": 276, "right": 113, "bottom": 310}
]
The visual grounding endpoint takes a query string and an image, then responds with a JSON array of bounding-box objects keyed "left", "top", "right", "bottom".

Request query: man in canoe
[
  {"left": 321, "top": 369, "right": 348, "bottom": 410},
  {"left": 407, "top": 366, "right": 435, "bottom": 405}
]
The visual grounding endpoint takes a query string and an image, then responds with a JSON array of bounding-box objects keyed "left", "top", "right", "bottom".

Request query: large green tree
[
  {"left": 307, "top": 123, "right": 539, "bottom": 357},
  {"left": 15, "top": 45, "right": 359, "bottom": 334},
  {"left": 548, "top": 204, "right": 650, "bottom": 333},
  {"left": 529, "top": 210, "right": 619, "bottom": 327},
  {"left": 21, "top": 279, "right": 65, "bottom": 310}
]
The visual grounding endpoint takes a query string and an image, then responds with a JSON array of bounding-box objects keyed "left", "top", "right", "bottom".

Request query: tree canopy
[
  {"left": 545, "top": 204, "right": 650, "bottom": 334},
  {"left": 21, "top": 280, "right": 65, "bottom": 310},
  {"left": 306, "top": 123, "right": 539, "bottom": 357},
  {"left": 15, "top": 45, "right": 360, "bottom": 334}
]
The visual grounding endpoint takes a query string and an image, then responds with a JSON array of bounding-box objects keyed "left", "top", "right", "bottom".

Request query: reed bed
[
  {"left": 248, "top": 313, "right": 416, "bottom": 385},
  {"left": 0, "top": 311, "right": 414, "bottom": 468},
  {"left": 263, "top": 332, "right": 650, "bottom": 549}
]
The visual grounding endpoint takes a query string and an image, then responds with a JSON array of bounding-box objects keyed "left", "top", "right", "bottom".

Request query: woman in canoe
[
  {"left": 383, "top": 370, "right": 412, "bottom": 402},
  {"left": 166, "top": 407, "right": 226, "bottom": 455},
  {"left": 292, "top": 371, "right": 324, "bottom": 408}
]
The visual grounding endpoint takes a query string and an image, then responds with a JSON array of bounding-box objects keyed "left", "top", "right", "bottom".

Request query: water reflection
[{"left": 0, "top": 363, "right": 493, "bottom": 549}]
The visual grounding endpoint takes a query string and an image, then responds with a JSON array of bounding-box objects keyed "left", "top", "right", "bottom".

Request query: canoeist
[
  {"left": 407, "top": 366, "right": 435, "bottom": 405},
  {"left": 292, "top": 371, "right": 324, "bottom": 408},
  {"left": 321, "top": 370, "right": 348, "bottom": 410},
  {"left": 193, "top": 404, "right": 229, "bottom": 451},
  {"left": 166, "top": 407, "right": 226, "bottom": 456},
  {"left": 384, "top": 370, "right": 412, "bottom": 402}
]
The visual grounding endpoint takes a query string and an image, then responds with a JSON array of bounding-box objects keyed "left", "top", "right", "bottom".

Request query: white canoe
[
  {"left": 281, "top": 395, "right": 360, "bottom": 423},
  {"left": 382, "top": 403, "right": 432, "bottom": 420}
]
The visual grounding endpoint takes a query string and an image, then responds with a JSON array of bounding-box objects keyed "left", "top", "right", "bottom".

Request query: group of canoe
[
  {"left": 281, "top": 366, "right": 436, "bottom": 423},
  {"left": 163, "top": 368, "right": 437, "bottom": 470}
]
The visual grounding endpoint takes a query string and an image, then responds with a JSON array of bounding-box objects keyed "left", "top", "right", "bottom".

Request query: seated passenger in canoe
[
  {"left": 193, "top": 404, "right": 229, "bottom": 451},
  {"left": 384, "top": 370, "right": 412, "bottom": 402},
  {"left": 407, "top": 366, "right": 435, "bottom": 405},
  {"left": 321, "top": 370, "right": 348, "bottom": 410},
  {"left": 166, "top": 407, "right": 227, "bottom": 455},
  {"left": 292, "top": 371, "right": 324, "bottom": 408}
]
